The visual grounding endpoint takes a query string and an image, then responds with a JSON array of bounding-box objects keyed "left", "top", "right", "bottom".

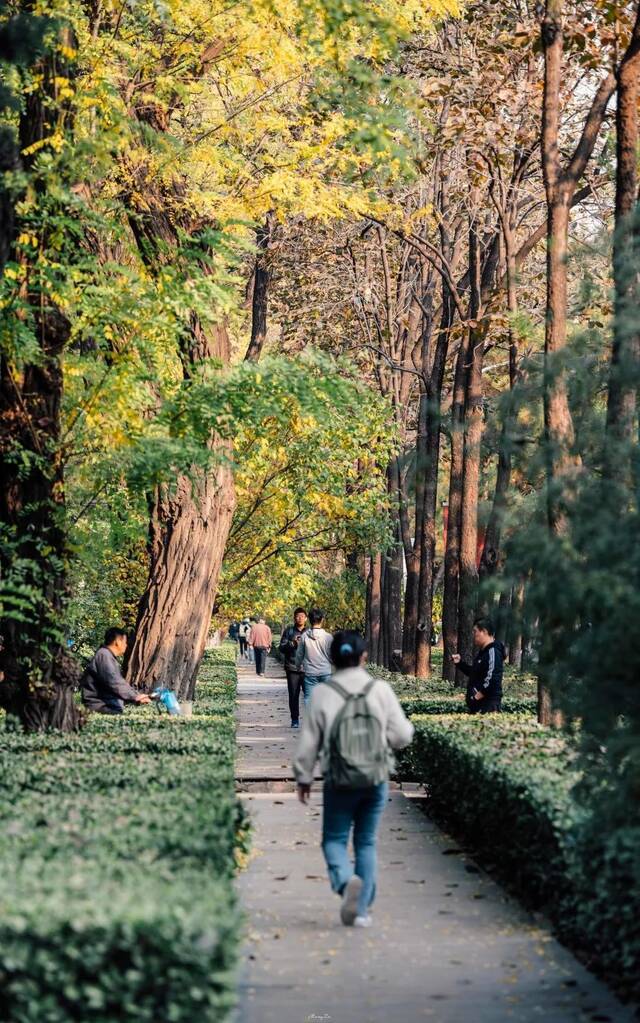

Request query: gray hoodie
[{"left": 294, "top": 627, "right": 333, "bottom": 677}]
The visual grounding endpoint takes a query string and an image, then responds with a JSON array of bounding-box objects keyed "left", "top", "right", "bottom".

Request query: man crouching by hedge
[
  {"left": 452, "top": 616, "right": 504, "bottom": 714},
  {"left": 81, "top": 628, "right": 151, "bottom": 715}
]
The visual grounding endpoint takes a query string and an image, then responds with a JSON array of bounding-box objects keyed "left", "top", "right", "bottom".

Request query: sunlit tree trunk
[{"left": 126, "top": 323, "right": 235, "bottom": 699}]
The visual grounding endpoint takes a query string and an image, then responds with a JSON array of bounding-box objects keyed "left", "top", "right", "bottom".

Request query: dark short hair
[
  {"left": 473, "top": 616, "right": 495, "bottom": 636},
  {"left": 331, "top": 630, "right": 366, "bottom": 669},
  {"left": 309, "top": 607, "right": 324, "bottom": 626},
  {"left": 104, "top": 627, "right": 128, "bottom": 646},
  {"left": 294, "top": 606, "right": 307, "bottom": 616}
]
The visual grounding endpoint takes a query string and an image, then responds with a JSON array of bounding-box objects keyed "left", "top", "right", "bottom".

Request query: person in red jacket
[{"left": 248, "top": 616, "right": 273, "bottom": 677}]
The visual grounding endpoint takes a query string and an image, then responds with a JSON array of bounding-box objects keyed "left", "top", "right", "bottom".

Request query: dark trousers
[
  {"left": 98, "top": 698, "right": 124, "bottom": 715},
  {"left": 239, "top": 636, "right": 247, "bottom": 656},
  {"left": 469, "top": 698, "right": 502, "bottom": 715},
  {"left": 285, "top": 667, "right": 303, "bottom": 722},
  {"left": 254, "top": 647, "right": 268, "bottom": 675}
]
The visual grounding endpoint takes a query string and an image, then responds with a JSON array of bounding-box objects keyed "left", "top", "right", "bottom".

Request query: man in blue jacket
[{"left": 452, "top": 616, "right": 504, "bottom": 713}]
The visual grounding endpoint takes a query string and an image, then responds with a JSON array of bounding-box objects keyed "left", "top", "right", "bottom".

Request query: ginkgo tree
[{"left": 0, "top": 0, "right": 455, "bottom": 727}]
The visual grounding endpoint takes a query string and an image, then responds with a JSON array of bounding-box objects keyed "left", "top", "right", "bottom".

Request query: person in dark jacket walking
[
  {"left": 279, "top": 607, "right": 307, "bottom": 728},
  {"left": 81, "top": 627, "right": 151, "bottom": 714},
  {"left": 452, "top": 616, "right": 504, "bottom": 713}
]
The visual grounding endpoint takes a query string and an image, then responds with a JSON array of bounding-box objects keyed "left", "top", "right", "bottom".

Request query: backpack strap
[
  {"left": 324, "top": 678, "right": 351, "bottom": 701},
  {"left": 325, "top": 677, "right": 378, "bottom": 701}
]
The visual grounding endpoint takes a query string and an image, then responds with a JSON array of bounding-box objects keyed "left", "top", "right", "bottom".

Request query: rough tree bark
[{"left": 125, "top": 320, "right": 235, "bottom": 700}]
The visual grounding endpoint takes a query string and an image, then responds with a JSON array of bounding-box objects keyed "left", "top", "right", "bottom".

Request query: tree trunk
[
  {"left": 245, "top": 211, "right": 275, "bottom": 363},
  {"left": 126, "top": 324, "right": 235, "bottom": 699},
  {"left": 543, "top": 198, "right": 576, "bottom": 489},
  {"left": 457, "top": 206, "right": 485, "bottom": 667},
  {"left": 383, "top": 524, "right": 404, "bottom": 671},
  {"left": 365, "top": 553, "right": 382, "bottom": 662},
  {"left": 508, "top": 581, "right": 525, "bottom": 668},
  {"left": 442, "top": 333, "right": 470, "bottom": 682},
  {"left": 607, "top": 8, "right": 640, "bottom": 457},
  {"left": 415, "top": 293, "right": 453, "bottom": 677},
  {"left": 0, "top": 29, "right": 81, "bottom": 732}
]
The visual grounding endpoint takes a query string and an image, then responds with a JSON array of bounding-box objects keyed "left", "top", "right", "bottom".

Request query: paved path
[{"left": 234, "top": 654, "right": 631, "bottom": 1023}]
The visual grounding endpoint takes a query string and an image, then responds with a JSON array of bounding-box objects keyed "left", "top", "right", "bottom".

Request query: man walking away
[
  {"left": 293, "top": 631, "right": 414, "bottom": 928},
  {"left": 238, "top": 618, "right": 251, "bottom": 660},
  {"left": 452, "top": 616, "right": 504, "bottom": 713},
  {"left": 279, "top": 606, "right": 307, "bottom": 728},
  {"left": 249, "top": 616, "right": 272, "bottom": 677},
  {"left": 294, "top": 607, "right": 332, "bottom": 705},
  {"left": 81, "top": 628, "right": 151, "bottom": 714}
]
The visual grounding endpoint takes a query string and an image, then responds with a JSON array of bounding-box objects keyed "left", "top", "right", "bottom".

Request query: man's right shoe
[
  {"left": 340, "top": 875, "right": 362, "bottom": 926},
  {"left": 291, "top": 720, "right": 300, "bottom": 728}
]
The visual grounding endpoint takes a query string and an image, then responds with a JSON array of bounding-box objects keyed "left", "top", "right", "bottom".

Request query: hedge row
[
  {"left": 370, "top": 664, "right": 538, "bottom": 716},
  {"left": 273, "top": 636, "right": 537, "bottom": 714},
  {"left": 0, "top": 643, "right": 249, "bottom": 1023},
  {"left": 397, "top": 715, "right": 640, "bottom": 1002}
]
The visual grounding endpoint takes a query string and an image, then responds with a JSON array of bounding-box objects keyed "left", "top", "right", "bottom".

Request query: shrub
[
  {"left": 0, "top": 650, "right": 248, "bottom": 1022},
  {"left": 400, "top": 715, "right": 640, "bottom": 1002},
  {"left": 371, "top": 665, "right": 537, "bottom": 716}
]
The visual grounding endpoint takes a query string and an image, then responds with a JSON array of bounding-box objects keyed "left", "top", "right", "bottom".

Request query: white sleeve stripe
[{"left": 483, "top": 648, "right": 495, "bottom": 688}]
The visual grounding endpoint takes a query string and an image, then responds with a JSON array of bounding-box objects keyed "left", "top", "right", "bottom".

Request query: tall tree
[
  {"left": 606, "top": 4, "right": 640, "bottom": 455},
  {"left": 0, "top": 14, "right": 82, "bottom": 730},
  {"left": 540, "top": 0, "right": 615, "bottom": 522}
]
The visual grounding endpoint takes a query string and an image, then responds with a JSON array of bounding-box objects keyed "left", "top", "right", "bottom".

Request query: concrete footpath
[{"left": 234, "top": 653, "right": 631, "bottom": 1023}]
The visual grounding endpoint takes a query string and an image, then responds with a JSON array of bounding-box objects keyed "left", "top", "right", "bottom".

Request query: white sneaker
[
  {"left": 353, "top": 915, "right": 372, "bottom": 928},
  {"left": 340, "top": 876, "right": 363, "bottom": 926}
]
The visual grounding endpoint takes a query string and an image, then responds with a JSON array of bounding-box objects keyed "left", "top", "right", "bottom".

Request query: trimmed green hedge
[
  {"left": 0, "top": 646, "right": 248, "bottom": 1023},
  {"left": 371, "top": 664, "right": 537, "bottom": 716},
  {"left": 398, "top": 715, "right": 640, "bottom": 1001}
]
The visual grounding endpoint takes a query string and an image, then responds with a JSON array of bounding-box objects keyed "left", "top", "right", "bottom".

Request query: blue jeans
[
  {"left": 303, "top": 673, "right": 331, "bottom": 705},
  {"left": 321, "top": 782, "right": 388, "bottom": 917}
]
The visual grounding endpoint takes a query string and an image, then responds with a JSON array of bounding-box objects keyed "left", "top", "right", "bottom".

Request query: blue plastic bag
[{"left": 152, "top": 688, "right": 181, "bottom": 715}]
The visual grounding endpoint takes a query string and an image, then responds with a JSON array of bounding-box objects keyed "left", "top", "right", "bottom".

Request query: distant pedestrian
[
  {"left": 452, "top": 616, "right": 504, "bottom": 713},
  {"left": 81, "top": 628, "right": 152, "bottom": 715},
  {"left": 249, "top": 616, "right": 273, "bottom": 677},
  {"left": 248, "top": 616, "right": 258, "bottom": 662},
  {"left": 294, "top": 607, "right": 332, "bottom": 705},
  {"left": 293, "top": 630, "right": 414, "bottom": 928},
  {"left": 279, "top": 606, "right": 308, "bottom": 728},
  {"left": 238, "top": 618, "right": 251, "bottom": 659}
]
